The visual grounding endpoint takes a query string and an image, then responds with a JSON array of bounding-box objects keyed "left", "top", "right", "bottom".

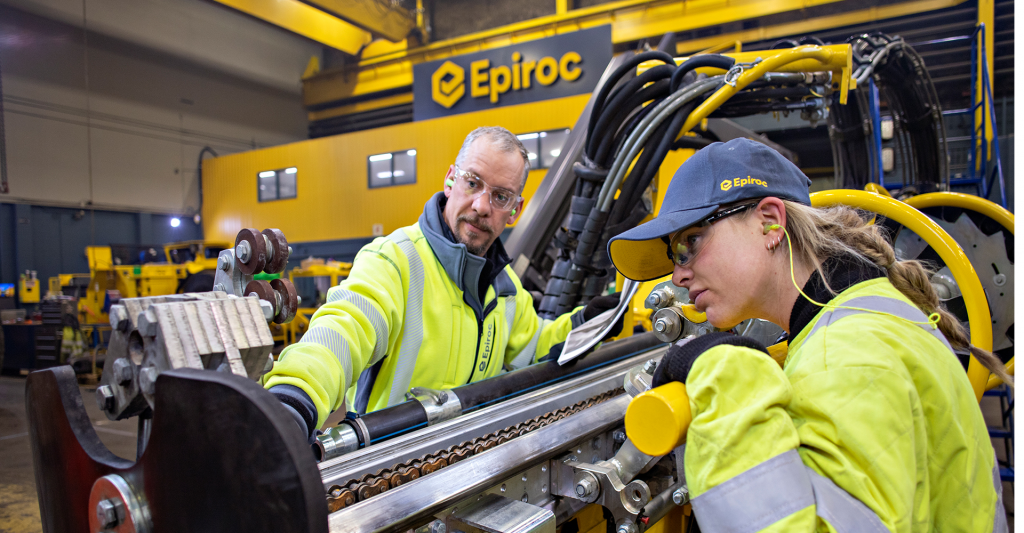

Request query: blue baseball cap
[{"left": 608, "top": 138, "right": 812, "bottom": 281}]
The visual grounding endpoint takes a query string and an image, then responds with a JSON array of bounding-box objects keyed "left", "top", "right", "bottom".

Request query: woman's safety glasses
[
  {"left": 451, "top": 165, "right": 521, "bottom": 212},
  {"left": 666, "top": 202, "right": 759, "bottom": 267}
]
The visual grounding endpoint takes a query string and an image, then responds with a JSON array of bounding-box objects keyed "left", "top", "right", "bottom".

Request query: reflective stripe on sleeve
[
  {"left": 510, "top": 319, "right": 550, "bottom": 370},
  {"left": 806, "top": 295, "right": 954, "bottom": 354},
  {"left": 505, "top": 297, "right": 517, "bottom": 337},
  {"left": 691, "top": 450, "right": 887, "bottom": 533},
  {"left": 993, "top": 461, "right": 1008, "bottom": 533},
  {"left": 328, "top": 289, "right": 389, "bottom": 366},
  {"left": 300, "top": 326, "right": 354, "bottom": 390},
  {"left": 387, "top": 229, "right": 425, "bottom": 407}
]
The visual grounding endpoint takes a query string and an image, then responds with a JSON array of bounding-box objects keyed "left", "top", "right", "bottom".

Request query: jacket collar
[
  {"left": 788, "top": 254, "right": 887, "bottom": 339},
  {"left": 419, "top": 192, "right": 516, "bottom": 315}
]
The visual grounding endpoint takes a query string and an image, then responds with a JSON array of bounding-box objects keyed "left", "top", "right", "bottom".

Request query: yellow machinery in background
[
  {"left": 284, "top": 261, "right": 353, "bottom": 346},
  {"left": 48, "top": 240, "right": 230, "bottom": 326}
]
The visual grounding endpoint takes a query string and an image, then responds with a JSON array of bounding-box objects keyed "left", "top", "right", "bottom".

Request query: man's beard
[{"left": 456, "top": 215, "right": 492, "bottom": 256}]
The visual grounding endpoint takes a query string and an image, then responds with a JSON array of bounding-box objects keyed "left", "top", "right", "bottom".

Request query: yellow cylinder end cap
[{"left": 625, "top": 381, "right": 692, "bottom": 457}]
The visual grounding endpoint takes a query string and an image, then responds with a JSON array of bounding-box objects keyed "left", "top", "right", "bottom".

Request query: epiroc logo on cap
[
  {"left": 432, "top": 61, "right": 466, "bottom": 109},
  {"left": 721, "top": 176, "right": 769, "bottom": 191},
  {"left": 413, "top": 26, "right": 611, "bottom": 121}
]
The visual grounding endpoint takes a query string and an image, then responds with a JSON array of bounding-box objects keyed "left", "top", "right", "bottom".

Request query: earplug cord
[{"left": 769, "top": 224, "right": 941, "bottom": 330}]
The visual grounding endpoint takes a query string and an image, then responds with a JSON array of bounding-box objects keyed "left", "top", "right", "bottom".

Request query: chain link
[{"left": 325, "top": 389, "right": 623, "bottom": 511}]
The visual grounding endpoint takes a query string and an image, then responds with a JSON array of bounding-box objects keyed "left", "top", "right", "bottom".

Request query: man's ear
[
  {"left": 507, "top": 199, "right": 524, "bottom": 224},
  {"left": 443, "top": 165, "right": 455, "bottom": 197}
]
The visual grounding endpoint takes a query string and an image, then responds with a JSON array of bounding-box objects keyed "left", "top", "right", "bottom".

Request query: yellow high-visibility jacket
[
  {"left": 264, "top": 193, "right": 576, "bottom": 427},
  {"left": 684, "top": 277, "right": 1006, "bottom": 532}
]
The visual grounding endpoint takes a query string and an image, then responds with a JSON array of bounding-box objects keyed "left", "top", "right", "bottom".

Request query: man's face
[{"left": 443, "top": 138, "right": 525, "bottom": 256}]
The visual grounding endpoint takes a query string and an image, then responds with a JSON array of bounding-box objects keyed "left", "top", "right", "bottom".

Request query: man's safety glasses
[
  {"left": 666, "top": 203, "right": 758, "bottom": 267},
  {"left": 451, "top": 165, "right": 521, "bottom": 212}
]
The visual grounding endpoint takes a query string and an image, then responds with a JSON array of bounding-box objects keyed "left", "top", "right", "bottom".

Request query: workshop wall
[
  {"left": 0, "top": 202, "right": 202, "bottom": 287},
  {"left": 202, "top": 93, "right": 591, "bottom": 248},
  {"left": 0, "top": 3, "right": 313, "bottom": 215}
]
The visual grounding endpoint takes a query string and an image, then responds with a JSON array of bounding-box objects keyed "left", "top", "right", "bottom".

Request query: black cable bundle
[{"left": 826, "top": 33, "right": 947, "bottom": 192}]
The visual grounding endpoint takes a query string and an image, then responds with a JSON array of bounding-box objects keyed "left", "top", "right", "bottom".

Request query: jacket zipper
[{"left": 468, "top": 299, "right": 498, "bottom": 383}]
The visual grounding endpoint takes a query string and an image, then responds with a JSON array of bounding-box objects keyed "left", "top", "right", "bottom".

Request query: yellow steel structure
[
  {"left": 674, "top": 0, "right": 968, "bottom": 54},
  {"left": 210, "top": 0, "right": 373, "bottom": 55},
  {"left": 901, "top": 191, "right": 1014, "bottom": 390},
  {"left": 904, "top": 192, "right": 1014, "bottom": 235},
  {"left": 810, "top": 190, "right": 993, "bottom": 401},
  {"left": 202, "top": 93, "right": 590, "bottom": 245},
  {"left": 301, "top": 0, "right": 417, "bottom": 42},
  {"left": 302, "top": 0, "right": 850, "bottom": 113}
]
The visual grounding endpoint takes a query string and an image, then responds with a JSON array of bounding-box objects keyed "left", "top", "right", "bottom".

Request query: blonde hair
[{"left": 782, "top": 200, "right": 1012, "bottom": 387}]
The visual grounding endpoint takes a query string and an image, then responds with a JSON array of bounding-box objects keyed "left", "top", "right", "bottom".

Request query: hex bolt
[
  {"left": 575, "top": 477, "right": 597, "bottom": 498},
  {"left": 617, "top": 521, "right": 638, "bottom": 533},
  {"left": 994, "top": 273, "right": 1007, "bottom": 286},
  {"left": 139, "top": 367, "right": 158, "bottom": 396},
  {"left": 642, "top": 359, "right": 658, "bottom": 375},
  {"left": 672, "top": 486, "right": 689, "bottom": 506},
  {"left": 429, "top": 521, "right": 446, "bottom": 533},
  {"left": 96, "top": 385, "right": 115, "bottom": 412},
  {"left": 96, "top": 498, "right": 124, "bottom": 529},
  {"left": 236, "top": 241, "right": 252, "bottom": 263},
  {"left": 653, "top": 318, "right": 668, "bottom": 333},
  {"left": 218, "top": 255, "right": 232, "bottom": 271},
  {"left": 613, "top": 429, "right": 626, "bottom": 443},
  {"left": 646, "top": 293, "right": 662, "bottom": 308},
  {"left": 112, "top": 358, "right": 133, "bottom": 386}
]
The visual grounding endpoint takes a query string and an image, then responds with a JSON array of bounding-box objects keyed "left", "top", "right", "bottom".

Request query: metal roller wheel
[
  {"left": 235, "top": 228, "right": 268, "bottom": 275},
  {"left": 270, "top": 278, "right": 299, "bottom": 324},
  {"left": 892, "top": 207, "right": 1014, "bottom": 360},
  {"left": 245, "top": 279, "right": 277, "bottom": 315},
  {"left": 262, "top": 228, "right": 290, "bottom": 274}
]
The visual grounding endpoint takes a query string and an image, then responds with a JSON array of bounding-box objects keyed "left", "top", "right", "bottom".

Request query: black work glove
[
  {"left": 580, "top": 292, "right": 625, "bottom": 340},
  {"left": 538, "top": 342, "right": 565, "bottom": 363},
  {"left": 270, "top": 385, "right": 318, "bottom": 444},
  {"left": 652, "top": 332, "right": 769, "bottom": 387}
]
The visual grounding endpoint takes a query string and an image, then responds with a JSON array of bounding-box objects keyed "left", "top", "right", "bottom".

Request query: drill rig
[{"left": 25, "top": 36, "right": 1009, "bottom": 533}]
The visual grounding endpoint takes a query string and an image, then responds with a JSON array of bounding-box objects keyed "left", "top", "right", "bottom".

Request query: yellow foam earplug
[
  {"left": 446, "top": 179, "right": 455, "bottom": 187},
  {"left": 763, "top": 223, "right": 781, "bottom": 234}
]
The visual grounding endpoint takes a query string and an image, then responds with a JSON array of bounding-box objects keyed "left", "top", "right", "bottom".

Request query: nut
[
  {"left": 672, "top": 486, "right": 689, "bottom": 505},
  {"left": 236, "top": 241, "right": 252, "bottom": 263},
  {"left": 112, "top": 358, "right": 133, "bottom": 386},
  {"left": 96, "top": 498, "right": 124, "bottom": 529},
  {"left": 96, "top": 385, "right": 115, "bottom": 412},
  {"left": 139, "top": 367, "right": 158, "bottom": 396}
]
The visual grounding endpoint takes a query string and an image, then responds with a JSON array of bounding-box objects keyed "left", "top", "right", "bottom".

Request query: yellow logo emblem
[
  {"left": 432, "top": 61, "right": 466, "bottom": 109},
  {"left": 723, "top": 176, "right": 769, "bottom": 190}
]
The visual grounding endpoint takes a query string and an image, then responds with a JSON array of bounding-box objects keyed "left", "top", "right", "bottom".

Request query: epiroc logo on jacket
[{"left": 414, "top": 25, "right": 611, "bottom": 121}]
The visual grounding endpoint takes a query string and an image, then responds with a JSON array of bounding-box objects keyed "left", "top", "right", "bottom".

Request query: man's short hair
[{"left": 455, "top": 126, "right": 531, "bottom": 192}]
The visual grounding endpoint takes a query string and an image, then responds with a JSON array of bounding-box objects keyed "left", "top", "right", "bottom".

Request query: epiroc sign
[{"left": 413, "top": 26, "right": 612, "bottom": 121}]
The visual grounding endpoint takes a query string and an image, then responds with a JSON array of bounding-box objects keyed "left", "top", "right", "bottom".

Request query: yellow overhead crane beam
[
  {"left": 301, "top": 0, "right": 417, "bottom": 43},
  {"left": 210, "top": 0, "right": 373, "bottom": 55},
  {"left": 303, "top": 0, "right": 849, "bottom": 111}
]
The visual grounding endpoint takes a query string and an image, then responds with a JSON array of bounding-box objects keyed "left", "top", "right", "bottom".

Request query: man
[{"left": 264, "top": 126, "right": 622, "bottom": 440}]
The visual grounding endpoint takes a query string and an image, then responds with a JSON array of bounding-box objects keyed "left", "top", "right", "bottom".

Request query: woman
[{"left": 607, "top": 138, "right": 1009, "bottom": 532}]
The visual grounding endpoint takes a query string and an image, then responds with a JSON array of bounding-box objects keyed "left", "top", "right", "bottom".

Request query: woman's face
[{"left": 670, "top": 206, "right": 777, "bottom": 329}]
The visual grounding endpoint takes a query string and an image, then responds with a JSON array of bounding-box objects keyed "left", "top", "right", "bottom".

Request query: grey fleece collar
[{"left": 419, "top": 192, "right": 516, "bottom": 316}]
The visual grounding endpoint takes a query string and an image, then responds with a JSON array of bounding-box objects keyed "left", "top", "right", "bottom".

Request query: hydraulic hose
[
  {"left": 342, "top": 333, "right": 665, "bottom": 446},
  {"left": 670, "top": 54, "right": 734, "bottom": 92},
  {"left": 587, "top": 51, "right": 676, "bottom": 148}
]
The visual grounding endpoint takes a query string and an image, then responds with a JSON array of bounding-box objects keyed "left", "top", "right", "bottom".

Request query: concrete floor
[
  {"left": 0, "top": 373, "right": 1015, "bottom": 532},
  {"left": 0, "top": 374, "right": 138, "bottom": 533}
]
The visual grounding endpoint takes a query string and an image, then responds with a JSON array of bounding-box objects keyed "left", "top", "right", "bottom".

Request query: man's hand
[
  {"left": 582, "top": 292, "right": 625, "bottom": 340},
  {"left": 652, "top": 332, "right": 769, "bottom": 387}
]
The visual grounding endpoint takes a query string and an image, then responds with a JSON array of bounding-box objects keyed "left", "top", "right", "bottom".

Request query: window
[
  {"left": 368, "top": 150, "right": 417, "bottom": 188},
  {"left": 257, "top": 167, "right": 298, "bottom": 202},
  {"left": 517, "top": 129, "right": 571, "bottom": 170}
]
